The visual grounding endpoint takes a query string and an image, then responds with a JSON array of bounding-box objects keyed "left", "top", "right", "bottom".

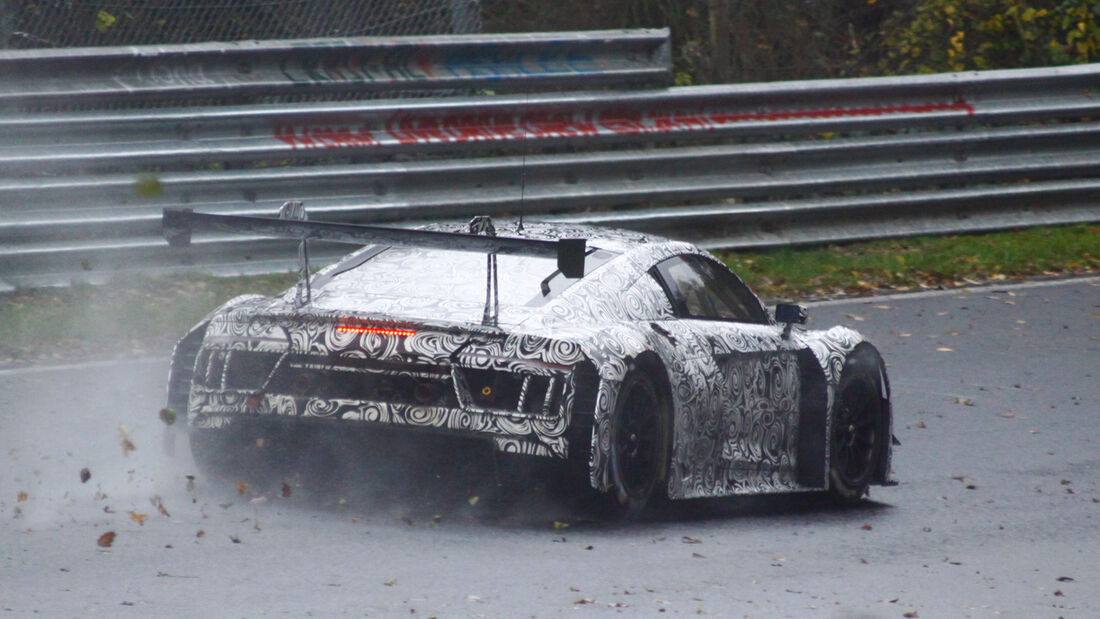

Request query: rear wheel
[
  {"left": 829, "top": 346, "right": 886, "bottom": 501},
  {"left": 189, "top": 422, "right": 293, "bottom": 489},
  {"left": 607, "top": 369, "right": 670, "bottom": 518}
]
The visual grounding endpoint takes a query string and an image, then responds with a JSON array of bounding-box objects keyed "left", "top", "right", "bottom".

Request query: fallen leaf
[
  {"left": 151, "top": 496, "right": 170, "bottom": 518},
  {"left": 860, "top": 524, "right": 873, "bottom": 530},
  {"left": 229, "top": 535, "right": 241, "bottom": 544},
  {"left": 952, "top": 397, "right": 975, "bottom": 406},
  {"left": 80, "top": 468, "right": 91, "bottom": 483},
  {"left": 936, "top": 347, "right": 954, "bottom": 352},
  {"left": 681, "top": 535, "right": 702, "bottom": 544},
  {"left": 1054, "top": 590, "right": 1064, "bottom": 597},
  {"left": 915, "top": 421, "right": 927, "bottom": 429},
  {"left": 97, "top": 531, "right": 116, "bottom": 547},
  {"left": 845, "top": 314, "right": 865, "bottom": 321},
  {"left": 573, "top": 597, "right": 595, "bottom": 605},
  {"left": 553, "top": 521, "right": 570, "bottom": 530},
  {"left": 998, "top": 412, "right": 1017, "bottom": 419},
  {"left": 692, "top": 552, "right": 705, "bottom": 558},
  {"left": 249, "top": 496, "right": 267, "bottom": 505},
  {"left": 903, "top": 612, "right": 919, "bottom": 618},
  {"left": 196, "top": 529, "right": 205, "bottom": 538},
  {"left": 1057, "top": 576, "right": 1075, "bottom": 582},
  {"left": 17, "top": 491, "right": 28, "bottom": 503},
  {"left": 281, "top": 483, "right": 292, "bottom": 499},
  {"left": 1060, "top": 479, "right": 1072, "bottom": 485},
  {"left": 128, "top": 511, "right": 148, "bottom": 526},
  {"left": 158, "top": 408, "right": 177, "bottom": 426},
  {"left": 467, "top": 495, "right": 479, "bottom": 506},
  {"left": 118, "top": 425, "right": 136, "bottom": 456},
  {"left": 236, "top": 481, "right": 251, "bottom": 496},
  {"left": 383, "top": 578, "right": 396, "bottom": 587}
]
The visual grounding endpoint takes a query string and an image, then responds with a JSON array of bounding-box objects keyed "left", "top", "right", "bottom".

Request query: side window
[{"left": 651, "top": 255, "right": 768, "bottom": 323}]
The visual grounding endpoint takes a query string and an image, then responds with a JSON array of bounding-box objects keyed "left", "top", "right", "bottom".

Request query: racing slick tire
[
  {"left": 829, "top": 344, "right": 888, "bottom": 502},
  {"left": 606, "top": 367, "right": 671, "bottom": 519}
]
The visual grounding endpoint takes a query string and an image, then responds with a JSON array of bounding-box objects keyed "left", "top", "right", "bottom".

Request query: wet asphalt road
[{"left": 1, "top": 276, "right": 1097, "bottom": 618}]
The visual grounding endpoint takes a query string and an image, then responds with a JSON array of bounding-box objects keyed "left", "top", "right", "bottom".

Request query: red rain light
[{"left": 336, "top": 324, "right": 416, "bottom": 337}]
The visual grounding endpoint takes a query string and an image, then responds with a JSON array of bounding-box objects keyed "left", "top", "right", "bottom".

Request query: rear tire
[
  {"left": 829, "top": 346, "right": 887, "bottom": 502},
  {"left": 189, "top": 422, "right": 292, "bottom": 490},
  {"left": 606, "top": 369, "right": 671, "bottom": 519}
]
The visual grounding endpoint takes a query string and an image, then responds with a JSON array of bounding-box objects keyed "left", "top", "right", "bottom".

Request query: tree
[{"left": 880, "top": 0, "right": 1100, "bottom": 73}]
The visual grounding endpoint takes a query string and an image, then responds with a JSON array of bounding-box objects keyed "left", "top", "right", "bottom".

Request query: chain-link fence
[{"left": 1, "top": 0, "right": 481, "bottom": 48}]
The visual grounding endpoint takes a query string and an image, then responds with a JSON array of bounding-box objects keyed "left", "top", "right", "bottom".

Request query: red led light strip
[{"left": 336, "top": 325, "right": 416, "bottom": 337}]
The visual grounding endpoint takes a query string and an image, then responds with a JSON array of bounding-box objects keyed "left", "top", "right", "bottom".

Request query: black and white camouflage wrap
[{"left": 171, "top": 221, "right": 892, "bottom": 500}]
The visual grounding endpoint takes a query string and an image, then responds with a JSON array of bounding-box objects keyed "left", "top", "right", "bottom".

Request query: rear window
[{"left": 321, "top": 245, "right": 617, "bottom": 307}]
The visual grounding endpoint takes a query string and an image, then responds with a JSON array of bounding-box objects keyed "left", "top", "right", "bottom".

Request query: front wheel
[
  {"left": 606, "top": 369, "right": 671, "bottom": 519},
  {"left": 829, "top": 345, "right": 887, "bottom": 502}
]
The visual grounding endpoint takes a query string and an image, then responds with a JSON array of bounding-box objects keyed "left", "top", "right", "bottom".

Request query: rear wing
[{"left": 162, "top": 208, "right": 587, "bottom": 278}]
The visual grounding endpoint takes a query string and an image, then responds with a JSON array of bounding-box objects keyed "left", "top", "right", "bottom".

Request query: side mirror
[{"left": 774, "top": 303, "right": 807, "bottom": 325}]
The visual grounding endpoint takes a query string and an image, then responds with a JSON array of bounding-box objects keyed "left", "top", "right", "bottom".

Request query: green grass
[
  {"left": 0, "top": 272, "right": 298, "bottom": 365},
  {"left": 0, "top": 225, "right": 1096, "bottom": 365},
  {"left": 720, "top": 224, "right": 1099, "bottom": 301}
]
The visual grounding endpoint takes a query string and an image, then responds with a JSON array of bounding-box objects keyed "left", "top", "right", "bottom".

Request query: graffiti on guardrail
[
  {"left": 279, "top": 48, "right": 598, "bottom": 86},
  {"left": 274, "top": 100, "right": 975, "bottom": 150}
]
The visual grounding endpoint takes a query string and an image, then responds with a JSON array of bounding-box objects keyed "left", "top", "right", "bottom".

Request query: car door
[{"left": 650, "top": 253, "right": 806, "bottom": 492}]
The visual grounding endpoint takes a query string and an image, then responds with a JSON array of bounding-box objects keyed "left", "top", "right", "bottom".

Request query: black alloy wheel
[
  {"left": 829, "top": 346, "right": 885, "bottom": 501},
  {"left": 608, "top": 369, "right": 670, "bottom": 518}
]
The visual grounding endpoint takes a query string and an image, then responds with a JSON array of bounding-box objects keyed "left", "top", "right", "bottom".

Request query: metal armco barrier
[
  {"left": 0, "top": 29, "right": 1098, "bottom": 289},
  {"left": 0, "top": 29, "right": 671, "bottom": 107}
]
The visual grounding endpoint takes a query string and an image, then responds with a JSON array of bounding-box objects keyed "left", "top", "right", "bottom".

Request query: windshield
[{"left": 314, "top": 245, "right": 617, "bottom": 308}]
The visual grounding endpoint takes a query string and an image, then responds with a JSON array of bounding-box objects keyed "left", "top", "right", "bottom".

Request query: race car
[{"left": 163, "top": 205, "right": 894, "bottom": 516}]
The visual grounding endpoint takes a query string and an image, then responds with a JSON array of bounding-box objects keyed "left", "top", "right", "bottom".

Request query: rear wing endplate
[{"left": 162, "top": 208, "right": 587, "bottom": 278}]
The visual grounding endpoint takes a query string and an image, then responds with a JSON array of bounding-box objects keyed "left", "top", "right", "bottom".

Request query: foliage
[
  {"left": 483, "top": 0, "right": 1099, "bottom": 83},
  {"left": 880, "top": 0, "right": 1100, "bottom": 73},
  {"left": 481, "top": 0, "right": 893, "bottom": 84}
]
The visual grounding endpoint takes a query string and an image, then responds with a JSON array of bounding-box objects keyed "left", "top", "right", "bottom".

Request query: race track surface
[{"left": 2, "top": 277, "right": 1097, "bottom": 617}]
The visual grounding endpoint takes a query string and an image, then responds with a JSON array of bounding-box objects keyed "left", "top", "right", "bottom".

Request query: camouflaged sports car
[{"left": 163, "top": 206, "right": 894, "bottom": 515}]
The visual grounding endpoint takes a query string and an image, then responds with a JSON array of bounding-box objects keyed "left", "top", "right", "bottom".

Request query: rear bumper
[{"left": 188, "top": 374, "right": 577, "bottom": 459}]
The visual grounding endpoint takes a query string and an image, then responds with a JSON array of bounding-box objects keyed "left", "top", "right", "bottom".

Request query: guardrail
[
  {"left": 0, "top": 29, "right": 671, "bottom": 107},
  {"left": 0, "top": 30, "right": 1097, "bottom": 289}
]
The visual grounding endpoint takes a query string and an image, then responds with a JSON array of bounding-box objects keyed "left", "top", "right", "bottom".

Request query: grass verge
[
  {"left": 719, "top": 224, "right": 1098, "bottom": 301},
  {"left": 0, "top": 224, "right": 1095, "bottom": 366}
]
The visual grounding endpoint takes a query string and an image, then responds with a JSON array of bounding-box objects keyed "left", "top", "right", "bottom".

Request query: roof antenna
[{"left": 517, "top": 89, "right": 529, "bottom": 233}]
